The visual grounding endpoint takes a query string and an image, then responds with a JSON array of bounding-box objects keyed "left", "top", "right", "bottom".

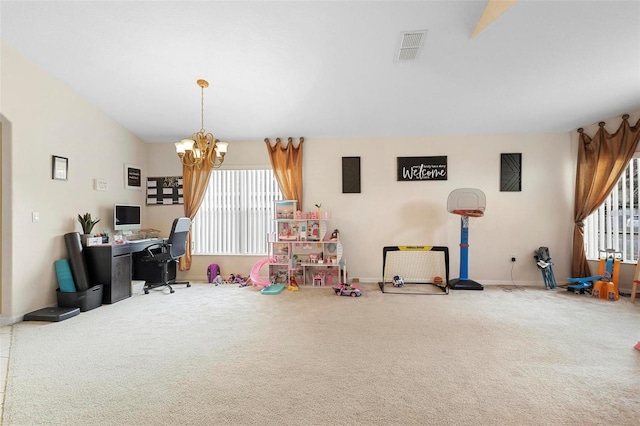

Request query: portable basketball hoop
[{"left": 447, "top": 188, "right": 486, "bottom": 290}]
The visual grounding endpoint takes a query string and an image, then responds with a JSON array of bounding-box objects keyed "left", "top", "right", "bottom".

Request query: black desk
[
  {"left": 126, "top": 238, "right": 165, "bottom": 254},
  {"left": 84, "top": 244, "right": 132, "bottom": 304},
  {"left": 84, "top": 239, "right": 166, "bottom": 304}
]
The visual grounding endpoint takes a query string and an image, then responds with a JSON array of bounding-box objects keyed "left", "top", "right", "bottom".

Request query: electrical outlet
[{"left": 511, "top": 255, "right": 516, "bottom": 262}]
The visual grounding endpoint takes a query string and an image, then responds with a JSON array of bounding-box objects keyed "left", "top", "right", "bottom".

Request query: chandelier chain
[{"left": 200, "top": 83, "right": 205, "bottom": 133}]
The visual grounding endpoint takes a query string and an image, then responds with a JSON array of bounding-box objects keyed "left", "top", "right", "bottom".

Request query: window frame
[
  {"left": 191, "top": 166, "right": 283, "bottom": 256},
  {"left": 584, "top": 153, "right": 640, "bottom": 263}
]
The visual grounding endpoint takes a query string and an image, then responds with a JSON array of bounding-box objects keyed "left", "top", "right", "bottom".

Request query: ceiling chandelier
[{"left": 174, "top": 79, "right": 228, "bottom": 168}]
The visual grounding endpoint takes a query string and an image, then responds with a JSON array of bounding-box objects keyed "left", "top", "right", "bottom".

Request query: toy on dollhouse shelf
[
  {"left": 313, "top": 273, "right": 325, "bottom": 286},
  {"left": 278, "top": 222, "right": 298, "bottom": 241},
  {"left": 324, "top": 273, "right": 333, "bottom": 286},
  {"left": 308, "top": 221, "right": 320, "bottom": 241},
  {"left": 276, "top": 270, "right": 288, "bottom": 284}
]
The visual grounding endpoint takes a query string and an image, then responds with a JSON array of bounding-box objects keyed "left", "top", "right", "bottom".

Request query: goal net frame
[{"left": 379, "top": 246, "right": 449, "bottom": 295}]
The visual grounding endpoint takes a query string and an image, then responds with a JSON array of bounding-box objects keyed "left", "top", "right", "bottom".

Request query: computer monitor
[{"left": 114, "top": 204, "right": 141, "bottom": 232}]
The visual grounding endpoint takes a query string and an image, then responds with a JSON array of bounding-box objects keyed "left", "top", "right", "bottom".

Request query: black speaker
[{"left": 342, "top": 157, "right": 361, "bottom": 193}]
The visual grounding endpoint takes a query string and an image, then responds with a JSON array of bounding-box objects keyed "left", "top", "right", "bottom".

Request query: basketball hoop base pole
[{"left": 448, "top": 278, "right": 484, "bottom": 290}]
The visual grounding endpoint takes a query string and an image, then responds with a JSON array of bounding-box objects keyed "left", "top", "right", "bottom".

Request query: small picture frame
[
  {"left": 52, "top": 155, "right": 68, "bottom": 181},
  {"left": 124, "top": 163, "right": 142, "bottom": 190}
]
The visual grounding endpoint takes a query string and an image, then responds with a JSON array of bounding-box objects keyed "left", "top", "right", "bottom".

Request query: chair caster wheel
[
  {"left": 187, "top": 283, "right": 191, "bottom": 287},
  {"left": 170, "top": 289, "right": 175, "bottom": 294},
  {"left": 144, "top": 289, "right": 149, "bottom": 294}
]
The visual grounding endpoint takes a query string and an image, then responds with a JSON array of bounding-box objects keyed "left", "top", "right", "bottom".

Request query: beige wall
[
  {"left": 151, "top": 133, "right": 579, "bottom": 287},
  {"left": 1, "top": 42, "right": 148, "bottom": 323},
  {"left": 2, "top": 39, "right": 638, "bottom": 324}
]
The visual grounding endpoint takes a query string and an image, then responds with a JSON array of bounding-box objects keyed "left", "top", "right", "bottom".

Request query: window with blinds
[
  {"left": 192, "top": 169, "right": 283, "bottom": 255},
  {"left": 584, "top": 156, "right": 640, "bottom": 262}
]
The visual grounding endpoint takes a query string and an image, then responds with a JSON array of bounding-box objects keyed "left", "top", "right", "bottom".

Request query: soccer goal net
[{"left": 379, "top": 246, "right": 449, "bottom": 294}]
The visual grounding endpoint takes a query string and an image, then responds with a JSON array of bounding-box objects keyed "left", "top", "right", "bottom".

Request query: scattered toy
[
  {"left": 288, "top": 277, "right": 299, "bottom": 291},
  {"left": 392, "top": 275, "right": 404, "bottom": 287},
  {"left": 332, "top": 282, "right": 361, "bottom": 297},
  {"left": 212, "top": 273, "right": 224, "bottom": 286}
]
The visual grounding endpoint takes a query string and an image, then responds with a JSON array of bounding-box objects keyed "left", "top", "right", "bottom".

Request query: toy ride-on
[
  {"left": 332, "top": 282, "right": 361, "bottom": 297},
  {"left": 567, "top": 249, "right": 620, "bottom": 295}
]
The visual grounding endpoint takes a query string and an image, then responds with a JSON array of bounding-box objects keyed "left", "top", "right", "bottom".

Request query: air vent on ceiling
[{"left": 397, "top": 30, "right": 427, "bottom": 61}]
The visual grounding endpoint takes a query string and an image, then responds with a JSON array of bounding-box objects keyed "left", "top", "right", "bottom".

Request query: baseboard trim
[{"left": 1, "top": 314, "right": 22, "bottom": 326}]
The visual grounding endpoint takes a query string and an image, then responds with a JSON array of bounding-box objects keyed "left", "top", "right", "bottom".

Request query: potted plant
[{"left": 78, "top": 213, "right": 100, "bottom": 236}]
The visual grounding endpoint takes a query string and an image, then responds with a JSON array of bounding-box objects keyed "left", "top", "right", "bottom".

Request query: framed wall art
[
  {"left": 51, "top": 155, "right": 68, "bottom": 181},
  {"left": 124, "top": 164, "right": 142, "bottom": 190},
  {"left": 397, "top": 156, "right": 447, "bottom": 181},
  {"left": 146, "top": 176, "right": 184, "bottom": 205},
  {"left": 500, "top": 153, "right": 522, "bottom": 192}
]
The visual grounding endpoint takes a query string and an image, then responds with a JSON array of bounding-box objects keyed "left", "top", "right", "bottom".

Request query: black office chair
[{"left": 141, "top": 217, "right": 192, "bottom": 294}]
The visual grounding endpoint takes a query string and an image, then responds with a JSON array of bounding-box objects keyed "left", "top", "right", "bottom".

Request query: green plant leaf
[{"left": 78, "top": 212, "right": 100, "bottom": 234}]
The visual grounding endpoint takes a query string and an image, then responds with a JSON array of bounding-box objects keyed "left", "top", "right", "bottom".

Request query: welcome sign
[{"left": 397, "top": 156, "right": 448, "bottom": 181}]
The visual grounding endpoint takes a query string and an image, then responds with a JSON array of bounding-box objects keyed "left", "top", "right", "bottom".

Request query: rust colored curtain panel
[
  {"left": 179, "top": 163, "right": 213, "bottom": 270},
  {"left": 572, "top": 115, "right": 640, "bottom": 277},
  {"left": 265, "top": 137, "right": 304, "bottom": 209}
]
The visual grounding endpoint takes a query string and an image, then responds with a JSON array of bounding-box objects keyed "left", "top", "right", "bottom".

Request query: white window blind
[
  {"left": 584, "top": 156, "right": 639, "bottom": 262},
  {"left": 192, "top": 169, "right": 283, "bottom": 255}
]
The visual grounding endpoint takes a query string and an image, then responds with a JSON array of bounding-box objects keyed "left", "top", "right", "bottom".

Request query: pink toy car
[{"left": 332, "top": 283, "right": 361, "bottom": 297}]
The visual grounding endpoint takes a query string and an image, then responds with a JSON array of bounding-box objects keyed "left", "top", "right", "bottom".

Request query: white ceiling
[{"left": 2, "top": 1, "right": 639, "bottom": 143}]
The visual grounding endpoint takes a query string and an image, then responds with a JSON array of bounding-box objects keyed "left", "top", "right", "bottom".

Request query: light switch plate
[{"left": 94, "top": 179, "right": 108, "bottom": 191}]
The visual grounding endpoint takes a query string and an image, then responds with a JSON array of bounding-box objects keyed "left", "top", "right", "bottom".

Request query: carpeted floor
[{"left": 4, "top": 283, "right": 640, "bottom": 425}]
